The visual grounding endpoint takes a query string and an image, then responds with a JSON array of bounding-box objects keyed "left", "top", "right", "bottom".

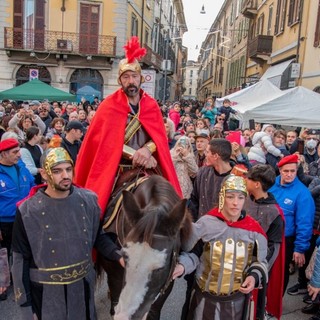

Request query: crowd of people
[{"left": 1, "top": 36, "right": 320, "bottom": 320}]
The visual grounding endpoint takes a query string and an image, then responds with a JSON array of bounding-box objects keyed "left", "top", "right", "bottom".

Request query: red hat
[
  {"left": 0, "top": 138, "right": 19, "bottom": 152},
  {"left": 277, "top": 154, "right": 299, "bottom": 167}
]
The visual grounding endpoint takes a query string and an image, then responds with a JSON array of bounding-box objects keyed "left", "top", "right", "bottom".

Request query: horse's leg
[
  {"left": 100, "top": 258, "right": 124, "bottom": 316},
  {"left": 146, "top": 280, "right": 174, "bottom": 320}
]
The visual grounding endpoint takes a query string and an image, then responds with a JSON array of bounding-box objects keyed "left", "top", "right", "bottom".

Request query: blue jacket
[
  {"left": 0, "top": 160, "right": 35, "bottom": 222},
  {"left": 269, "top": 176, "right": 315, "bottom": 253}
]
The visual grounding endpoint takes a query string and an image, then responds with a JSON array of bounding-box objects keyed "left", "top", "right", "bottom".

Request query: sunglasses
[{"left": 217, "top": 118, "right": 224, "bottom": 121}]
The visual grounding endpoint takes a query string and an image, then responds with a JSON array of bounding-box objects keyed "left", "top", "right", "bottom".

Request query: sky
[{"left": 182, "top": 0, "right": 225, "bottom": 61}]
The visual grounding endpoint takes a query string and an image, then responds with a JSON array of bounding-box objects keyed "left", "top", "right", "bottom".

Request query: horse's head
[{"left": 114, "top": 175, "right": 189, "bottom": 320}]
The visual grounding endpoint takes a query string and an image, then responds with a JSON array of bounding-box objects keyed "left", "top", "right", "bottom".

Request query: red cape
[
  {"left": 207, "top": 208, "right": 267, "bottom": 237},
  {"left": 265, "top": 204, "right": 285, "bottom": 319},
  {"left": 75, "top": 88, "right": 181, "bottom": 216}
]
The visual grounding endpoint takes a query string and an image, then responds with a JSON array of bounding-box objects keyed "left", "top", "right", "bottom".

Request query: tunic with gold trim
[
  {"left": 180, "top": 211, "right": 268, "bottom": 320},
  {"left": 11, "top": 186, "right": 101, "bottom": 320}
]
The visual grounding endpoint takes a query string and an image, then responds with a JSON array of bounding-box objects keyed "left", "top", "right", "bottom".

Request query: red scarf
[{"left": 207, "top": 208, "right": 267, "bottom": 237}]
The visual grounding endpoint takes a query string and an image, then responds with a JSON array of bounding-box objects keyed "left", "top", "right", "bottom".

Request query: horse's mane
[{"left": 125, "top": 175, "right": 190, "bottom": 245}]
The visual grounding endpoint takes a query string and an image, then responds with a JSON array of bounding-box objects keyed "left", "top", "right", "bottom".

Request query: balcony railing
[
  {"left": 4, "top": 27, "right": 116, "bottom": 57},
  {"left": 141, "top": 44, "right": 163, "bottom": 70},
  {"left": 241, "top": 0, "right": 258, "bottom": 19},
  {"left": 248, "top": 35, "right": 273, "bottom": 60}
]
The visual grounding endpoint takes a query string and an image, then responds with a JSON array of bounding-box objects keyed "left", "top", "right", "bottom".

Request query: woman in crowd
[
  {"left": 20, "top": 126, "right": 43, "bottom": 184},
  {"left": 8, "top": 107, "right": 45, "bottom": 142},
  {"left": 170, "top": 136, "right": 198, "bottom": 199},
  {"left": 45, "top": 117, "right": 65, "bottom": 140},
  {"left": 163, "top": 117, "right": 176, "bottom": 149}
]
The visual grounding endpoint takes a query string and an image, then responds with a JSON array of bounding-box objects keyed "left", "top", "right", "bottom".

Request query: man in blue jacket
[
  {"left": 269, "top": 154, "right": 315, "bottom": 295},
  {"left": 0, "top": 138, "right": 35, "bottom": 278}
]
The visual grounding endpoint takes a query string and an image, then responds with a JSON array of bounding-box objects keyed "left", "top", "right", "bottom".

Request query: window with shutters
[
  {"left": 275, "top": 0, "right": 287, "bottom": 35},
  {"left": 288, "top": 0, "right": 301, "bottom": 26},
  {"left": 315, "top": 0, "right": 320, "bottom": 47},
  {"left": 13, "top": 0, "right": 45, "bottom": 50},
  {"left": 131, "top": 13, "right": 138, "bottom": 37}
]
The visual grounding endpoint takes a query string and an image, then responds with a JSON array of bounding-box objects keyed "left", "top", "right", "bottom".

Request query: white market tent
[
  {"left": 217, "top": 80, "right": 320, "bottom": 129},
  {"left": 243, "top": 86, "right": 320, "bottom": 129}
]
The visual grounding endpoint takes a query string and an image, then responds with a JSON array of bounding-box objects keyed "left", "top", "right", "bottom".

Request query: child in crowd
[{"left": 248, "top": 124, "right": 283, "bottom": 165}]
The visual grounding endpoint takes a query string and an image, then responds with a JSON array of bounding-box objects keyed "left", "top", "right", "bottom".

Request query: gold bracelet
[{"left": 144, "top": 141, "right": 156, "bottom": 154}]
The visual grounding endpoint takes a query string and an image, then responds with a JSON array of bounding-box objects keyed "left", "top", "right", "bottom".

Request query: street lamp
[{"left": 200, "top": 5, "right": 206, "bottom": 14}]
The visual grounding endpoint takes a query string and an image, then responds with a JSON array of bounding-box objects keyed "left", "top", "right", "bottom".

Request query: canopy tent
[
  {"left": 0, "top": 79, "right": 76, "bottom": 101},
  {"left": 243, "top": 86, "right": 320, "bottom": 129},
  {"left": 216, "top": 79, "right": 284, "bottom": 113},
  {"left": 76, "top": 85, "right": 101, "bottom": 103}
]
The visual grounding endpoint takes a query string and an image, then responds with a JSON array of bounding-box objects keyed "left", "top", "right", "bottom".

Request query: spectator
[
  {"left": 309, "top": 142, "right": 320, "bottom": 177},
  {"left": 186, "top": 130, "right": 196, "bottom": 153},
  {"left": 242, "top": 128, "right": 253, "bottom": 148},
  {"left": 248, "top": 124, "right": 283, "bottom": 165},
  {"left": 286, "top": 130, "right": 298, "bottom": 150},
  {"left": 218, "top": 98, "right": 237, "bottom": 131},
  {"left": 269, "top": 154, "right": 315, "bottom": 295},
  {"left": 0, "top": 138, "right": 35, "bottom": 272},
  {"left": 195, "top": 118, "right": 209, "bottom": 136},
  {"left": 62, "top": 103, "right": 75, "bottom": 123},
  {"left": 200, "top": 97, "right": 218, "bottom": 126},
  {"left": 20, "top": 126, "right": 43, "bottom": 184},
  {"left": 163, "top": 117, "right": 176, "bottom": 150},
  {"left": 168, "top": 102, "right": 181, "bottom": 131},
  {"left": 189, "top": 138, "right": 233, "bottom": 220},
  {"left": 194, "top": 132, "right": 210, "bottom": 168},
  {"left": 170, "top": 136, "right": 198, "bottom": 199},
  {"left": 46, "top": 117, "right": 65, "bottom": 140},
  {"left": 266, "top": 129, "right": 290, "bottom": 173},
  {"left": 37, "top": 102, "right": 57, "bottom": 135},
  {"left": 8, "top": 107, "right": 46, "bottom": 142},
  {"left": 69, "top": 111, "right": 79, "bottom": 121},
  {"left": 60, "top": 120, "right": 83, "bottom": 164}
]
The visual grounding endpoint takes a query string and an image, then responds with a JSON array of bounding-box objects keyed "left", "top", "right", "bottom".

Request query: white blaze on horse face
[{"left": 114, "top": 241, "right": 167, "bottom": 320}]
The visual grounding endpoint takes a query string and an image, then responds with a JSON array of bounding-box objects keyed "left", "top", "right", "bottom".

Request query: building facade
[
  {"left": 197, "top": 0, "right": 320, "bottom": 100},
  {"left": 182, "top": 60, "right": 199, "bottom": 100},
  {"left": 0, "top": 0, "right": 187, "bottom": 102}
]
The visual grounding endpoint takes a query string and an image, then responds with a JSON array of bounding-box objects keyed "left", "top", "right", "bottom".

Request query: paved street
[{"left": 0, "top": 271, "right": 314, "bottom": 319}]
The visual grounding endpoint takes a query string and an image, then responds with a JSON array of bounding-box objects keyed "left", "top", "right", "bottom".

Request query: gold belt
[{"left": 29, "top": 260, "right": 92, "bottom": 285}]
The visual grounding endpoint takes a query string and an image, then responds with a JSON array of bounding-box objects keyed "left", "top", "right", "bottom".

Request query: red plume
[{"left": 123, "top": 36, "right": 147, "bottom": 63}]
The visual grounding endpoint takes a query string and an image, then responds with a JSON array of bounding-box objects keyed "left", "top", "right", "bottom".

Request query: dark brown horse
[{"left": 100, "top": 175, "right": 191, "bottom": 320}]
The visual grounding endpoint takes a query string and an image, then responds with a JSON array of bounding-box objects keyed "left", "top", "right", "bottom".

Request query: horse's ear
[
  {"left": 166, "top": 198, "right": 188, "bottom": 235},
  {"left": 122, "top": 190, "right": 143, "bottom": 224}
]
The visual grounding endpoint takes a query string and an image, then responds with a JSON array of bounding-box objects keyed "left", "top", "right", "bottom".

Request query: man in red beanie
[
  {"left": 0, "top": 138, "right": 34, "bottom": 300},
  {"left": 269, "top": 154, "right": 315, "bottom": 296}
]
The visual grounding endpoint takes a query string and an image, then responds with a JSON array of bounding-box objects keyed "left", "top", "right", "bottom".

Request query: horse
[{"left": 99, "top": 174, "right": 192, "bottom": 320}]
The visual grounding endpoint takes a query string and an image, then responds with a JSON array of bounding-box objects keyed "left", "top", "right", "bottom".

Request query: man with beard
[
  {"left": 75, "top": 36, "right": 181, "bottom": 318},
  {"left": 11, "top": 147, "right": 123, "bottom": 320}
]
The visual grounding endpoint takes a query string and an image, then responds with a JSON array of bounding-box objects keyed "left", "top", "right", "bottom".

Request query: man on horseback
[{"left": 75, "top": 37, "right": 181, "bottom": 318}]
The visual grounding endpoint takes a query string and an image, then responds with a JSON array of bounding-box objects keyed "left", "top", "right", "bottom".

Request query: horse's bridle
[{"left": 150, "top": 234, "right": 180, "bottom": 299}]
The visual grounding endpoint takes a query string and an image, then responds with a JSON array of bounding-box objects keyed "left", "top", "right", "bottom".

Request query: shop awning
[{"left": 260, "top": 59, "right": 294, "bottom": 87}]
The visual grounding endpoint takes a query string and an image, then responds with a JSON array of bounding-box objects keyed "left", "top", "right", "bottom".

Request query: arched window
[{"left": 15, "top": 65, "right": 51, "bottom": 86}]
